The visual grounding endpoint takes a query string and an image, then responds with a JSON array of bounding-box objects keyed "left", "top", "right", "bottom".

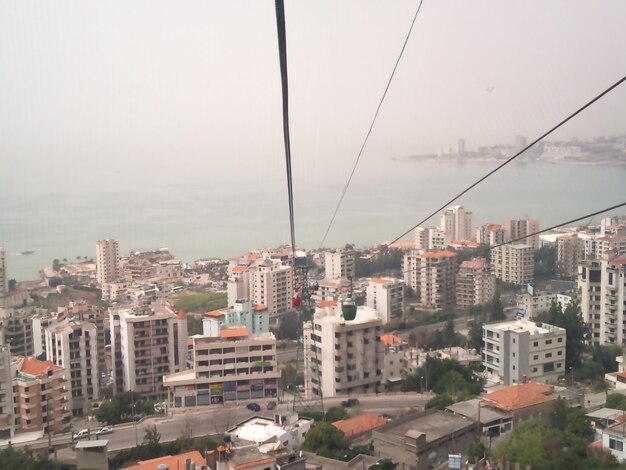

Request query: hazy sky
[{"left": 1, "top": 0, "right": 626, "bottom": 189}]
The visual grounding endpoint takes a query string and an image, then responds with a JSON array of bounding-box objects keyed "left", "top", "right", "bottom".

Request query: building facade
[
  {"left": 403, "top": 250, "right": 458, "bottom": 310},
  {"left": 324, "top": 250, "right": 355, "bottom": 280},
  {"left": 491, "top": 244, "right": 534, "bottom": 285},
  {"left": 415, "top": 227, "right": 446, "bottom": 250},
  {"left": 456, "top": 258, "right": 495, "bottom": 308},
  {"left": 203, "top": 299, "right": 269, "bottom": 337},
  {"left": 557, "top": 234, "right": 584, "bottom": 279},
  {"left": 249, "top": 258, "right": 293, "bottom": 324},
  {"left": 504, "top": 218, "right": 540, "bottom": 250},
  {"left": 483, "top": 319, "right": 566, "bottom": 385},
  {"left": 366, "top": 278, "right": 404, "bottom": 324},
  {"left": 440, "top": 205, "right": 473, "bottom": 244},
  {"left": 475, "top": 223, "right": 505, "bottom": 246},
  {"left": 96, "top": 239, "right": 121, "bottom": 285},
  {"left": 0, "top": 345, "right": 13, "bottom": 439},
  {"left": 0, "top": 308, "right": 33, "bottom": 357}
]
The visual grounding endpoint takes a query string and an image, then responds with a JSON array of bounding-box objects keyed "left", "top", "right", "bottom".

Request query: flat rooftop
[
  {"left": 375, "top": 409, "right": 474, "bottom": 445},
  {"left": 486, "top": 319, "right": 564, "bottom": 335}
]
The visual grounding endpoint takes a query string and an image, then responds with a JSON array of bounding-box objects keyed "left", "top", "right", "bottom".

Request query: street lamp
[
  {"left": 131, "top": 393, "right": 138, "bottom": 447},
  {"left": 568, "top": 366, "right": 575, "bottom": 386}
]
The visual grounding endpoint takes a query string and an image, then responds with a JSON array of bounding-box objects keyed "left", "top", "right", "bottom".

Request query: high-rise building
[
  {"left": 440, "top": 206, "right": 473, "bottom": 243},
  {"left": 96, "top": 239, "right": 121, "bottom": 285},
  {"left": 415, "top": 227, "right": 446, "bottom": 250},
  {"left": 403, "top": 250, "right": 458, "bottom": 310},
  {"left": 324, "top": 250, "right": 355, "bottom": 280},
  {"left": 45, "top": 319, "right": 100, "bottom": 416},
  {"left": 304, "top": 304, "right": 383, "bottom": 398},
  {"left": 0, "top": 308, "right": 33, "bottom": 357},
  {"left": 456, "top": 258, "right": 496, "bottom": 308},
  {"left": 557, "top": 234, "right": 584, "bottom": 279},
  {"left": 227, "top": 265, "right": 251, "bottom": 308},
  {"left": 483, "top": 319, "right": 566, "bottom": 385},
  {"left": 366, "top": 278, "right": 404, "bottom": 324},
  {"left": 203, "top": 299, "right": 269, "bottom": 337},
  {"left": 249, "top": 258, "right": 293, "bottom": 325},
  {"left": 109, "top": 304, "right": 183, "bottom": 400},
  {"left": 579, "top": 256, "right": 626, "bottom": 346},
  {"left": 491, "top": 244, "right": 534, "bottom": 285},
  {"left": 504, "top": 218, "right": 540, "bottom": 250},
  {"left": 0, "top": 345, "right": 13, "bottom": 439},
  {"left": 0, "top": 247, "right": 6, "bottom": 298},
  {"left": 475, "top": 223, "right": 505, "bottom": 246}
]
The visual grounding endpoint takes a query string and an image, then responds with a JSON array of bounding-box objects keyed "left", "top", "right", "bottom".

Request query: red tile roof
[
  {"left": 220, "top": 327, "right": 248, "bottom": 339},
  {"left": 317, "top": 300, "right": 337, "bottom": 308},
  {"left": 381, "top": 334, "right": 403, "bottom": 346},
  {"left": 483, "top": 382, "right": 554, "bottom": 411},
  {"left": 371, "top": 277, "right": 392, "bottom": 285},
  {"left": 232, "top": 266, "right": 249, "bottom": 273},
  {"left": 254, "top": 304, "right": 267, "bottom": 311},
  {"left": 206, "top": 310, "right": 224, "bottom": 317},
  {"left": 332, "top": 414, "right": 388, "bottom": 438},
  {"left": 177, "top": 309, "right": 187, "bottom": 320},
  {"left": 422, "top": 250, "right": 458, "bottom": 258},
  {"left": 20, "top": 357, "right": 63, "bottom": 377},
  {"left": 127, "top": 451, "right": 205, "bottom": 470}
]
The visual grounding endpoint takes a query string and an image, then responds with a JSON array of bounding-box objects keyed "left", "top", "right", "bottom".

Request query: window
[
  {"left": 545, "top": 352, "right": 552, "bottom": 358},
  {"left": 545, "top": 339, "right": 552, "bottom": 345},
  {"left": 533, "top": 341, "right": 538, "bottom": 347},
  {"left": 610, "top": 438, "right": 624, "bottom": 451},
  {"left": 557, "top": 337, "right": 563, "bottom": 343},
  {"left": 533, "top": 355, "right": 539, "bottom": 360}
]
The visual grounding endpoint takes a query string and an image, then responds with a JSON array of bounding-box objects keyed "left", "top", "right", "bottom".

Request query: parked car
[
  {"left": 341, "top": 398, "right": 360, "bottom": 408},
  {"left": 95, "top": 426, "right": 114, "bottom": 436},
  {"left": 246, "top": 402, "right": 261, "bottom": 412},
  {"left": 73, "top": 429, "right": 89, "bottom": 440},
  {"left": 267, "top": 401, "right": 276, "bottom": 410}
]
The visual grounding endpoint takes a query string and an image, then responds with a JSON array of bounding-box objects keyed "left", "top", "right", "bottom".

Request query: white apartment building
[
  {"left": 303, "top": 304, "right": 383, "bottom": 398},
  {"left": 366, "top": 277, "right": 404, "bottom": 324},
  {"left": 403, "top": 250, "right": 458, "bottom": 310},
  {"left": 491, "top": 244, "right": 534, "bottom": 285},
  {"left": 45, "top": 319, "right": 99, "bottom": 416},
  {"left": 0, "top": 345, "right": 13, "bottom": 439},
  {"left": 557, "top": 234, "right": 584, "bottom": 279},
  {"left": 380, "top": 334, "right": 408, "bottom": 385},
  {"left": 456, "top": 258, "right": 495, "bottom": 308},
  {"left": 440, "top": 205, "right": 473, "bottom": 244},
  {"left": 203, "top": 299, "right": 269, "bottom": 337},
  {"left": 227, "top": 265, "right": 251, "bottom": 307},
  {"left": 483, "top": 319, "right": 566, "bottom": 385},
  {"left": 504, "top": 218, "right": 540, "bottom": 250},
  {"left": 101, "top": 280, "right": 131, "bottom": 302},
  {"left": 415, "top": 227, "right": 446, "bottom": 250},
  {"left": 475, "top": 223, "right": 505, "bottom": 246},
  {"left": 96, "top": 239, "right": 122, "bottom": 285},
  {"left": 249, "top": 258, "right": 293, "bottom": 324},
  {"left": 30, "top": 310, "right": 58, "bottom": 357},
  {"left": 579, "top": 256, "right": 626, "bottom": 346},
  {"left": 163, "top": 329, "right": 280, "bottom": 408},
  {"left": 324, "top": 250, "right": 355, "bottom": 280},
  {"left": 515, "top": 290, "right": 572, "bottom": 319},
  {"left": 109, "top": 304, "right": 182, "bottom": 400}
]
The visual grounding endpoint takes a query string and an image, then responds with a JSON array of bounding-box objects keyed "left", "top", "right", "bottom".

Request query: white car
[
  {"left": 73, "top": 429, "right": 89, "bottom": 440},
  {"left": 95, "top": 426, "right": 114, "bottom": 436}
]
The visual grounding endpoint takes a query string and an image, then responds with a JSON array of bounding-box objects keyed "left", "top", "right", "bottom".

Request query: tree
[
  {"left": 301, "top": 422, "right": 350, "bottom": 458},
  {"left": 0, "top": 447, "right": 64, "bottom": 470},
  {"left": 144, "top": 425, "right": 162, "bottom": 446},
  {"left": 52, "top": 259, "right": 61, "bottom": 271},
  {"left": 324, "top": 406, "right": 349, "bottom": 422},
  {"left": 94, "top": 391, "right": 155, "bottom": 425},
  {"left": 468, "top": 319, "right": 483, "bottom": 352},
  {"left": 425, "top": 394, "right": 455, "bottom": 410},
  {"left": 379, "top": 459, "right": 397, "bottom": 470},
  {"left": 537, "top": 300, "right": 588, "bottom": 370},
  {"left": 488, "top": 290, "right": 505, "bottom": 322},
  {"left": 605, "top": 394, "right": 626, "bottom": 410}
]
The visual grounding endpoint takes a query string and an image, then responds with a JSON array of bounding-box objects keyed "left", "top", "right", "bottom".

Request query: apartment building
[
  {"left": 0, "top": 247, "right": 5, "bottom": 298},
  {"left": 249, "top": 258, "right": 293, "bottom": 325},
  {"left": 96, "top": 239, "right": 122, "bottom": 285},
  {"left": 227, "top": 265, "right": 251, "bottom": 307},
  {"left": 303, "top": 304, "right": 383, "bottom": 398},
  {"left": 203, "top": 299, "right": 269, "bottom": 337},
  {"left": 515, "top": 289, "right": 573, "bottom": 319},
  {"left": 483, "top": 319, "right": 566, "bottom": 385},
  {"left": 380, "top": 334, "right": 408, "bottom": 385},
  {"left": 595, "top": 234, "right": 626, "bottom": 259},
  {"left": 491, "top": 244, "right": 534, "bottom": 285},
  {"left": 12, "top": 356, "right": 70, "bottom": 433},
  {"left": 456, "top": 258, "right": 496, "bottom": 308},
  {"left": 403, "top": 250, "right": 458, "bottom": 310},
  {"left": 0, "top": 345, "right": 13, "bottom": 439},
  {"left": 163, "top": 329, "right": 280, "bottom": 408},
  {"left": 31, "top": 312, "right": 58, "bottom": 358},
  {"left": 440, "top": 205, "right": 473, "bottom": 244},
  {"left": 45, "top": 319, "right": 99, "bottom": 416},
  {"left": 366, "top": 277, "right": 404, "bottom": 324},
  {"left": 109, "top": 304, "right": 181, "bottom": 400},
  {"left": 324, "top": 250, "right": 355, "bottom": 280},
  {"left": 415, "top": 227, "right": 446, "bottom": 250},
  {"left": 578, "top": 256, "right": 626, "bottom": 346},
  {"left": 557, "top": 234, "right": 584, "bottom": 279},
  {"left": 475, "top": 223, "right": 505, "bottom": 246},
  {"left": 0, "top": 308, "right": 33, "bottom": 357},
  {"left": 504, "top": 218, "right": 540, "bottom": 250}
]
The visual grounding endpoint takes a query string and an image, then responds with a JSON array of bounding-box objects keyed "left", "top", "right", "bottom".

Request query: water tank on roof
[{"left": 157, "top": 465, "right": 169, "bottom": 470}]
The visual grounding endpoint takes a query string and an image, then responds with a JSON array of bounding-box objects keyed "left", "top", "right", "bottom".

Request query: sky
[{"left": 1, "top": 0, "right": 626, "bottom": 192}]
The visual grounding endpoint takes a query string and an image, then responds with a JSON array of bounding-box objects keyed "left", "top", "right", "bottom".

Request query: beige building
[
  {"left": 557, "top": 234, "right": 584, "bottom": 279},
  {"left": 504, "top": 218, "right": 540, "bottom": 249},
  {"left": 96, "top": 239, "right": 121, "bottom": 285},
  {"left": 491, "top": 244, "right": 534, "bottom": 285},
  {"left": 456, "top": 258, "right": 495, "bottom": 308},
  {"left": 12, "top": 356, "right": 70, "bottom": 433},
  {"left": 0, "top": 345, "right": 13, "bottom": 439},
  {"left": 440, "top": 205, "right": 473, "bottom": 243},
  {"left": 249, "top": 258, "right": 293, "bottom": 324},
  {"left": 45, "top": 319, "right": 100, "bottom": 416},
  {"left": 0, "top": 247, "right": 5, "bottom": 298},
  {"left": 483, "top": 319, "right": 566, "bottom": 385},
  {"left": 366, "top": 277, "right": 404, "bottom": 324},
  {"left": 163, "top": 329, "right": 279, "bottom": 408},
  {"left": 380, "top": 334, "right": 408, "bottom": 385},
  {"left": 304, "top": 304, "right": 383, "bottom": 398},
  {"left": 415, "top": 227, "right": 446, "bottom": 250},
  {"left": 475, "top": 223, "right": 505, "bottom": 246},
  {"left": 403, "top": 250, "right": 458, "bottom": 310},
  {"left": 324, "top": 250, "right": 355, "bottom": 280},
  {"left": 0, "top": 308, "right": 33, "bottom": 357}
]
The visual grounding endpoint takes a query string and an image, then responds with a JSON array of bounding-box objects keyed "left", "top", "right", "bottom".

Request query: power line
[
  {"left": 384, "top": 73, "right": 626, "bottom": 249},
  {"left": 318, "top": 0, "right": 426, "bottom": 249},
  {"left": 275, "top": 0, "right": 297, "bottom": 261}
]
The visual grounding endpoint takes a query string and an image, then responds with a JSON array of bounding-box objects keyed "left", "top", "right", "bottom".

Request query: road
[{"left": 2, "top": 393, "right": 432, "bottom": 453}]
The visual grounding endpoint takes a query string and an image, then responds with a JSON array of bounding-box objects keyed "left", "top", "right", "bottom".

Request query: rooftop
[
  {"left": 220, "top": 327, "right": 249, "bottom": 339},
  {"left": 446, "top": 399, "right": 510, "bottom": 424},
  {"left": 19, "top": 356, "right": 64, "bottom": 378},
  {"left": 374, "top": 409, "right": 474, "bottom": 445},
  {"left": 380, "top": 334, "right": 403, "bottom": 346},
  {"left": 332, "top": 414, "right": 388, "bottom": 438},
  {"left": 125, "top": 450, "right": 205, "bottom": 470},
  {"left": 482, "top": 382, "right": 554, "bottom": 411},
  {"left": 485, "top": 319, "right": 565, "bottom": 336},
  {"left": 314, "top": 305, "right": 380, "bottom": 325}
]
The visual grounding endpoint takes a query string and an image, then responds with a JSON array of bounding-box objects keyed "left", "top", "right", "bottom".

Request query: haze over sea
[{"left": 1, "top": 158, "right": 624, "bottom": 282}]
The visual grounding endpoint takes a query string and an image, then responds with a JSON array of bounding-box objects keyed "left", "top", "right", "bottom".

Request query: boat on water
[{"left": 21, "top": 251, "right": 35, "bottom": 255}]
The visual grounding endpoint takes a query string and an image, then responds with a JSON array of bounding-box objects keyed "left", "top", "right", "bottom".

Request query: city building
[
  {"left": 227, "top": 414, "right": 313, "bottom": 450},
  {"left": 403, "top": 250, "right": 457, "bottom": 310},
  {"left": 12, "top": 356, "right": 70, "bottom": 433},
  {"left": 0, "top": 308, "right": 33, "bottom": 357},
  {"left": 0, "top": 345, "right": 13, "bottom": 439},
  {"left": 504, "top": 218, "right": 540, "bottom": 250},
  {"left": 249, "top": 258, "right": 293, "bottom": 324},
  {"left": 456, "top": 258, "right": 495, "bottom": 308},
  {"left": 31, "top": 311, "right": 59, "bottom": 358},
  {"left": 440, "top": 205, "right": 473, "bottom": 243},
  {"left": 557, "top": 234, "right": 585, "bottom": 279},
  {"left": 163, "top": 329, "right": 280, "bottom": 408},
  {"left": 415, "top": 227, "right": 446, "bottom": 250},
  {"left": 602, "top": 422, "right": 626, "bottom": 463},
  {"left": 227, "top": 265, "right": 251, "bottom": 308},
  {"left": 482, "top": 382, "right": 556, "bottom": 427},
  {"left": 45, "top": 319, "right": 100, "bottom": 416},
  {"left": 380, "top": 334, "right": 408, "bottom": 385},
  {"left": 475, "top": 223, "right": 505, "bottom": 246},
  {"left": 203, "top": 299, "right": 269, "bottom": 337},
  {"left": 578, "top": 256, "right": 626, "bottom": 346},
  {"left": 515, "top": 283, "right": 574, "bottom": 319},
  {"left": 483, "top": 319, "right": 566, "bottom": 385},
  {"left": 0, "top": 247, "right": 5, "bottom": 298},
  {"left": 324, "top": 250, "right": 355, "bottom": 280},
  {"left": 491, "top": 244, "right": 534, "bottom": 285},
  {"left": 109, "top": 304, "right": 182, "bottom": 400},
  {"left": 365, "top": 277, "right": 404, "bottom": 324},
  {"left": 96, "top": 239, "right": 122, "bottom": 285},
  {"left": 303, "top": 304, "right": 383, "bottom": 398},
  {"left": 595, "top": 234, "right": 626, "bottom": 259}
]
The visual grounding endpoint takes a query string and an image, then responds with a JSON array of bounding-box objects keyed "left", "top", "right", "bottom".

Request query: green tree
[
  {"left": 488, "top": 290, "right": 505, "bottom": 322},
  {"left": 301, "top": 422, "right": 350, "bottom": 458},
  {"left": 52, "top": 259, "right": 61, "bottom": 271},
  {"left": 606, "top": 394, "right": 626, "bottom": 410},
  {"left": 324, "top": 406, "right": 349, "bottom": 422},
  {"left": 0, "top": 447, "right": 64, "bottom": 470},
  {"left": 424, "top": 394, "right": 455, "bottom": 410},
  {"left": 95, "top": 391, "right": 155, "bottom": 425},
  {"left": 537, "top": 300, "right": 588, "bottom": 369},
  {"left": 379, "top": 459, "right": 397, "bottom": 470},
  {"left": 144, "top": 425, "right": 161, "bottom": 446},
  {"left": 468, "top": 319, "right": 483, "bottom": 352}
]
